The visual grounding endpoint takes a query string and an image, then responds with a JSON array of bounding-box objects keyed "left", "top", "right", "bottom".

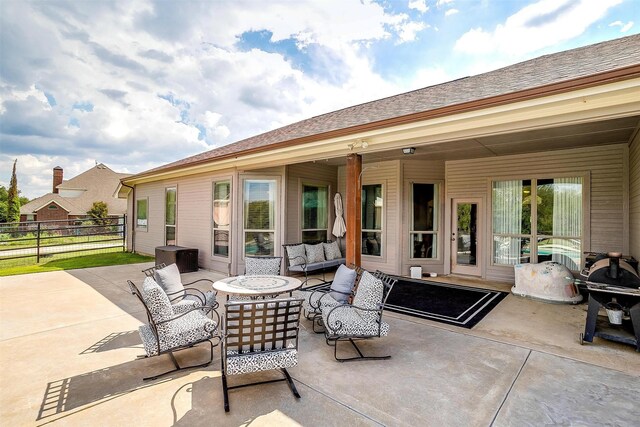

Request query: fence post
[
  {"left": 36, "top": 222, "right": 41, "bottom": 263},
  {"left": 122, "top": 215, "right": 126, "bottom": 252}
]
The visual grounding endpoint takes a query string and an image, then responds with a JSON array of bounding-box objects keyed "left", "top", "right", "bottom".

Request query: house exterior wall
[
  {"left": 285, "top": 162, "right": 338, "bottom": 244},
  {"left": 400, "top": 160, "right": 446, "bottom": 276},
  {"left": 630, "top": 131, "right": 640, "bottom": 261},
  {"left": 339, "top": 160, "right": 401, "bottom": 274},
  {"left": 35, "top": 203, "right": 69, "bottom": 221},
  {"left": 446, "top": 143, "right": 628, "bottom": 283},
  {"left": 133, "top": 180, "right": 170, "bottom": 257}
]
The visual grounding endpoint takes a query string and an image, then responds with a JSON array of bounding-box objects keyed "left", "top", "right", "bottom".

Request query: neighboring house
[
  {"left": 119, "top": 34, "right": 640, "bottom": 284},
  {"left": 21, "top": 164, "right": 131, "bottom": 222}
]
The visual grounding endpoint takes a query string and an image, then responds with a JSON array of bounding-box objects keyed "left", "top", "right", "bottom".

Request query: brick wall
[{"left": 36, "top": 203, "right": 69, "bottom": 221}]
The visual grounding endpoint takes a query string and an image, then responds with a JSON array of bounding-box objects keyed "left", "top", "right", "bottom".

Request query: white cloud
[
  {"left": 1, "top": 0, "right": 419, "bottom": 198},
  {"left": 609, "top": 20, "right": 634, "bottom": 32},
  {"left": 455, "top": 0, "right": 623, "bottom": 55},
  {"left": 445, "top": 9, "right": 459, "bottom": 17},
  {"left": 436, "top": 0, "right": 454, "bottom": 6},
  {"left": 408, "top": 0, "right": 429, "bottom": 13},
  {"left": 396, "top": 21, "right": 428, "bottom": 43}
]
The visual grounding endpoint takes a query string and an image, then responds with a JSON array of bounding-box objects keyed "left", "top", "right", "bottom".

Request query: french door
[{"left": 451, "top": 198, "right": 481, "bottom": 276}]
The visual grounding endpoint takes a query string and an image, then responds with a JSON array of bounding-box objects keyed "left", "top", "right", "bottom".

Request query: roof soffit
[{"left": 124, "top": 75, "right": 640, "bottom": 185}]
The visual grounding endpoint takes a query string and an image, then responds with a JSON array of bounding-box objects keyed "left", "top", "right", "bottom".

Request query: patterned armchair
[
  {"left": 321, "top": 270, "right": 397, "bottom": 361},
  {"left": 221, "top": 298, "right": 304, "bottom": 412},
  {"left": 244, "top": 256, "right": 282, "bottom": 275},
  {"left": 142, "top": 263, "right": 217, "bottom": 312},
  {"left": 128, "top": 277, "right": 221, "bottom": 380},
  {"left": 293, "top": 264, "right": 365, "bottom": 330}
]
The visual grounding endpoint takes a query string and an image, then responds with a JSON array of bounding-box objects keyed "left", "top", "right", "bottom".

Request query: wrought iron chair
[
  {"left": 321, "top": 270, "right": 397, "bottom": 362},
  {"left": 221, "top": 298, "right": 304, "bottom": 412},
  {"left": 228, "top": 256, "right": 285, "bottom": 301},
  {"left": 293, "top": 264, "right": 365, "bottom": 330},
  {"left": 128, "top": 278, "right": 221, "bottom": 380},
  {"left": 142, "top": 263, "right": 217, "bottom": 311}
]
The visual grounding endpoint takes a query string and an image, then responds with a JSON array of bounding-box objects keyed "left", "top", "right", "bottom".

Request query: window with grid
[
  {"left": 243, "top": 179, "right": 276, "bottom": 256},
  {"left": 212, "top": 181, "right": 231, "bottom": 257},
  {"left": 492, "top": 177, "right": 582, "bottom": 270},
  {"left": 362, "top": 184, "right": 382, "bottom": 257},
  {"left": 410, "top": 183, "right": 438, "bottom": 259}
]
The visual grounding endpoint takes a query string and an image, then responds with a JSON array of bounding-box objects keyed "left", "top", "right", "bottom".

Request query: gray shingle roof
[
  {"left": 21, "top": 164, "right": 131, "bottom": 215},
  {"left": 132, "top": 34, "right": 640, "bottom": 179}
]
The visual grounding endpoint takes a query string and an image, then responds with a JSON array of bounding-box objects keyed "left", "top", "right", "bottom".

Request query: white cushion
[
  {"left": 286, "top": 244, "right": 307, "bottom": 266},
  {"left": 305, "top": 243, "right": 326, "bottom": 264},
  {"left": 323, "top": 241, "right": 342, "bottom": 260},
  {"left": 154, "top": 263, "right": 184, "bottom": 296},
  {"left": 329, "top": 264, "right": 357, "bottom": 303}
]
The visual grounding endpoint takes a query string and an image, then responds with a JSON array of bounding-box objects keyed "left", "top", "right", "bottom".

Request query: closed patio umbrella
[{"left": 332, "top": 192, "right": 346, "bottom": 239}]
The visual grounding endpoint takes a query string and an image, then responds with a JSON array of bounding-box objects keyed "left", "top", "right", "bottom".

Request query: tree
[
  {"left": 6, "top": 160, "right": 20, "bottom": 223},
  {"left": 87, "top": 201, "right": 109, "bottom": 225},
  {"left": 0, "top": 186, "right": 8, "bottom": 222}
]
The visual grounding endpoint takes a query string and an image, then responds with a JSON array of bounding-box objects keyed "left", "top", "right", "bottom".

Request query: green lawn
[{"left": 0, "top": 252, "right": 154, "bottom": 277}]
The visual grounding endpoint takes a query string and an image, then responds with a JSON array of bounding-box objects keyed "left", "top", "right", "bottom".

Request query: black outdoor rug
[{"left": 385, "top": 277, "right": 508, "bottom": 329}]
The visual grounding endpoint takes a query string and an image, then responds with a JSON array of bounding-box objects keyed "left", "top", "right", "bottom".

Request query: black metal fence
[{"left": 0, "top": 216, "right": 126, "bottom": 266}]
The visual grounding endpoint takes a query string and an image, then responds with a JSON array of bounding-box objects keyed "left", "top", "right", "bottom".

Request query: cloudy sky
[{"left": 1, "top": 0, "right": 637, "bottom": 199}]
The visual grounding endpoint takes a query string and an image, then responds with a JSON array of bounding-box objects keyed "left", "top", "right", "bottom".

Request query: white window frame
[
  {"left": 361, "top": 183, "right": 384, "bottom": 258},
  {"left": 409, "top": 182, "right": 440, "bottom": 260},
  {"left": 300, "top": 181, "right": 330, "bottom": 243},
  {"left": 212, "top": 179, "right": 231, "bottom": 259},
  {"left": 136, "top": 198, "right": 148, "bottom": 231},
  {"left": 242, "top": 178, "right": 278, "bottom": 258},
  {"left": 165, "top": 187, "right": 177, "bottom": 245},
  {"left": 490, "top": 176, "right": 585, "bottom": 270}
]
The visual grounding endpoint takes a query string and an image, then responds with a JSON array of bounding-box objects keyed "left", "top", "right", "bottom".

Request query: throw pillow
[
  {"left": 305, "top": 243, "right": 326, "bottom": 264},
  {"left": 323, "top": 240, "right": 342, "bottom": 260},
  {"left": 154, "top": 263, "right": 184, "bottom": 296},
  {"left": 286, "top": 244, "right": 307, "bottom": 266},
  {"left": 141, "top": 277, "right": 174, "bottom": 321},
  {"left": 329, "top": 264, "right": 357, "bottom": 303}
]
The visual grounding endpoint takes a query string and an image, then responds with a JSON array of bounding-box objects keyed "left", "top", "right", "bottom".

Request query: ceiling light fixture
[{"left": 402, "top": 147, "right": 416, "bottom": 155}]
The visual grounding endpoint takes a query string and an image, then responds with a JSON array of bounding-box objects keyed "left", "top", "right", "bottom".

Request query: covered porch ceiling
[{"left": 322, "top": 114, "right": 640, "bottom": 166}]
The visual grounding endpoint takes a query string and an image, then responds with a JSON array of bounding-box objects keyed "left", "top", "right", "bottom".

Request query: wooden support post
[{"left": 345, "top": 154, "right": 362, "bottom": 267}]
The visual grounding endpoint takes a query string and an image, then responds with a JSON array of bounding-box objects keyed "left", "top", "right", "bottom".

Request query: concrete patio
[{"left": 0, "top": 263, "right": 638, "bottom": 426}]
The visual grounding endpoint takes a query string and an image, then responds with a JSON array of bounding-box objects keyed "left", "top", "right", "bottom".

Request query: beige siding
[
  {"left": 630, "top": 131, "right": 640, "bottom": 260},
  {"left": 134, "top": 181, "right": 170, "bottom": 256},
  {"left": 338, "top": 160, "right": 401, "bottom": 274},
  {"left": 285, "top": 163, "right": 338, "bottom": 243},
  {"left": 401, "top": 160, "right": 446, "bottom": 276},
  {"left": 446, "top": 144, "right": 628, "bottom": 283}
]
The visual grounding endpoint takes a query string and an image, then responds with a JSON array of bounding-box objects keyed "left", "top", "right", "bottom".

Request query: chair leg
[
  {"left": 333, "top": 337, "right": 391, "bottom": 362},
  {"left": 143, "top": 340, "right": 215, "bottom": 381},
  {"left": 281, "top": 368, "right": 301, "bottom": 398},
  {"left": 311, "top": 314, "right": 325, "bottom": 334},
  {"left": 222, "top": 371, "right": 230, "bottom": 412}
]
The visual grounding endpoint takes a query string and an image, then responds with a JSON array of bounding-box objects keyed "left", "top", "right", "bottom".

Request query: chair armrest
[
  {"left": 156, "top": 305, "right": 221, "bottom": 330},
  {"left": 183, "top": 278, "right": 214, "bottom": 286},
  {"left": 324, "top": 303, "right": 382, "bottom": 333}
]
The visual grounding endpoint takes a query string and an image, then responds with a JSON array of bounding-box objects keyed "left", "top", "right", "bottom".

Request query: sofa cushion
[
  {"left": 305, "top": 243, "right": 326, "bottom": 264},
  {"left": 323, "top": 241, "right": 342, "bottom": 260},
  {"left": 329, "top": 264, "right": 357, "bottom": 303},
  {"left": 285, "top": 244, "right": 307, "bottom": 266},
  {"left": 153, "top": 263, "right": 184, "bottom": 296}
]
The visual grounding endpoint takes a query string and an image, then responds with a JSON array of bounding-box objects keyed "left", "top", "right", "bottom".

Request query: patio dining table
[{"left": 212, "top": 275, "right": 302, "bottom": 299}]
